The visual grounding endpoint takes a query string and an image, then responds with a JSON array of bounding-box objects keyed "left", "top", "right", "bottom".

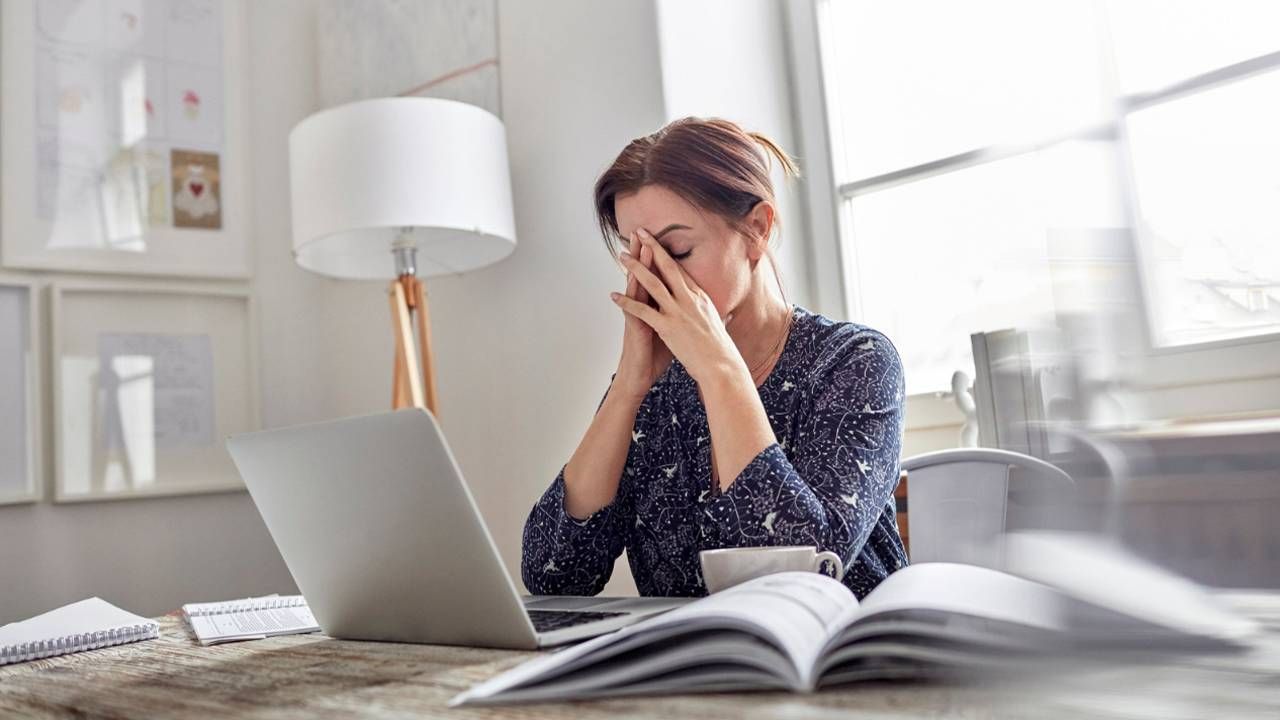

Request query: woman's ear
[
  {"left": 747, "top": 201, "right": 774, "bottom": 247},
  {"left": 745, "top": 201, "right": 775, "bottom": 267}
]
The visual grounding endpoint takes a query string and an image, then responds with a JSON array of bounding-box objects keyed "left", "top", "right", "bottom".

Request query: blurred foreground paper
[{"left": 998, "top": 530, "right": 1262, "bottom": 646}]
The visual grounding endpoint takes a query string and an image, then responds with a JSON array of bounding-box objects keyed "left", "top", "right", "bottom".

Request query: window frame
[{"left": 784, "top": 0, "right": 1280, "bottom": 410}]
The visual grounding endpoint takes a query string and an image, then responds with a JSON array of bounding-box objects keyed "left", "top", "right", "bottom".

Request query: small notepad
[
  {"left": 182, "top": 595, "right": 320, "bottom": 646},
  {"left": 0, "top": 597, "right": 160, "bottom": 666}
]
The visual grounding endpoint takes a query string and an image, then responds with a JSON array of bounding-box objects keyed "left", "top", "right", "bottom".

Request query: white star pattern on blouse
[{"left": 521, "top": 305, "right": 908, "bottom": 600}]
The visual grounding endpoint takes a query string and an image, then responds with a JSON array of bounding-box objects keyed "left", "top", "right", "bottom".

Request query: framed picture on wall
[
  {"left": 0, "top": 278, "right": 42, "bottom": 505},
  {"left": 50, "top": 281, "right": 260, "bottom": 502},
  {"left": 0, "top": 0, "right": 251, "bottom": 278}
]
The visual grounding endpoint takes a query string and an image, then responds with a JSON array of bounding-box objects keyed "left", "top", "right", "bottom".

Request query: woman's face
[{"left": 614, "top": 184, "right": 769, "bottom": 321}]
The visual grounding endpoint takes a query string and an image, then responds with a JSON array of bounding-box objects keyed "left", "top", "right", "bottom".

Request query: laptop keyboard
[{"left": 526, "top": 609, "right": 627, "bottom": 633}]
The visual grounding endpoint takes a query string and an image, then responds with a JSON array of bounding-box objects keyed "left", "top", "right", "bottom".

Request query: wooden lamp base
[{"left": 389, "top": 274, "right": 440, "bottom": 416}]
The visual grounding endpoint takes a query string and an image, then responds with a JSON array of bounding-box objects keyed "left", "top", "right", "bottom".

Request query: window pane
[
  {"left": 819, "top": 0, "right": 1109, "bottom": 182},
  {"left": 846, "top": 142, "right": 1124, "bottom": 394},
  {"left": 1126, "top": 70, "right": 1280, "bottom": 347},
  {"left": 1105, "top": 0, "right": 1280, "bottom": 95}
]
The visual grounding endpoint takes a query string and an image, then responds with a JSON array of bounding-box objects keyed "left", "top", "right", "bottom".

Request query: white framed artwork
[
  {"left": 50, "top": 281, "right": 260, "bottom": 502},
  {"left": 1, "top": 0, "right": 251, "bottom": 278},
  {"left": 0, "top": 278, "right": 42, "bottom": 505}
]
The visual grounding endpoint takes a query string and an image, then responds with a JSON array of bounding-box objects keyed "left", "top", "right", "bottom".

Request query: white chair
[{"left": 901, "top": 448, "right": 1073, "bottom": 566}]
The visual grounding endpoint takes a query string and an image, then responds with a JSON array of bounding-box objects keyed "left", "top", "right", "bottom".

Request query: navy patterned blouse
[{"left": 521, "top": 304, "right": 908, "bottom": 600}]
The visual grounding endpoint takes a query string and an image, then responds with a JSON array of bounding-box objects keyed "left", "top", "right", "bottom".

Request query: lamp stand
[{"left": 388, "top": 242, "right": 440, "bottom": 416}]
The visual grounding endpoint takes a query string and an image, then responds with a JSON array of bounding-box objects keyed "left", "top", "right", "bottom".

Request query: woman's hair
[{"left": 593, "top": 116, "right": 801, "bottom": 307}]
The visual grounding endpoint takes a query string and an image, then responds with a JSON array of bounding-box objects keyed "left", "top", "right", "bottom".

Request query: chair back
[{"left": 901, "top": 448, "right": 1072, "bottom": 565}]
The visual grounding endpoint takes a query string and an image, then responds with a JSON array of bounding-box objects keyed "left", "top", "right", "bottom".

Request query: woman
[{"left": 522, "top": 117, "right": 907, "bottom": 600}]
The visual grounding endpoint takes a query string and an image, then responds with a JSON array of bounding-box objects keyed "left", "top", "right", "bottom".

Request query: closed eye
[{"left": 671, "top": 250, "right": 692, "bottom": 260}]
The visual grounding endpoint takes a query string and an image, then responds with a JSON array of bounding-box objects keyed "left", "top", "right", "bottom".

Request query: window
[{"left": 810, "top": 0, "right": 1280, "bottom": 395}]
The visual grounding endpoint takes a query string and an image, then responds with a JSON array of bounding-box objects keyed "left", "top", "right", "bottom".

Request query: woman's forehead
[{"left": 616, "top": 185, "right": 710, "bottom": 234}]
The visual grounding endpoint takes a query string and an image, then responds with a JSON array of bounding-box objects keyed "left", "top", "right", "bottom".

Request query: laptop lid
[{"left": 226, "top": 408, "right": 540, "bottom": 649}]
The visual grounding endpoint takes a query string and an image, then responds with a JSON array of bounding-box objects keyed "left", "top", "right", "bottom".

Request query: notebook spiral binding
[
  {"left": 183, "top": 596, "right": 307, "bottom": 617},
  {"left": 0, "top": 621, "right": 159, "bottom": 665}
]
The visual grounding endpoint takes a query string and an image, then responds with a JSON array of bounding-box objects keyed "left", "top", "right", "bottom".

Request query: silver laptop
[{"left": 226, "top": 407, "right": 689, "bottom": 649}]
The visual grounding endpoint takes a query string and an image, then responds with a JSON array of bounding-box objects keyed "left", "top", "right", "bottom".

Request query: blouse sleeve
[
  {"left": 521, "top": 373, "right": 637, "bottom": 596},
  {"left": 701, "top": 328, "right": 905, "bottom": 571}
]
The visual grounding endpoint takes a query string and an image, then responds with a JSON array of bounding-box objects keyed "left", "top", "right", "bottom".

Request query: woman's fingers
[
  {"left": 619, "top": 250, "right": 675, "bottom": 310},
  {"left": 632, "top": 231, "right": 652, "bottom": 306},
  {"left": 611, "top": 291, "right": 664, "bottom": 332},
  {"left": 635, "top": 228, "right": 692, "bottom": 298},
  {"left": 636, "top": 243, "right": 652, "bottom": 306},
  {"left": 625, "top": 270, "right": 638, "bottom": 304},
  {"left": 625, "top": 232, "right": 640, "bottom": 300}
]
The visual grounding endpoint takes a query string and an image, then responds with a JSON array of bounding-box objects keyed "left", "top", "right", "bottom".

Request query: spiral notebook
[
  {"left": 182, "top": 594, "right": 320, "bottom": 646},
  {"left": 0, "top": 597, "right": 160, "bottom": 666}
]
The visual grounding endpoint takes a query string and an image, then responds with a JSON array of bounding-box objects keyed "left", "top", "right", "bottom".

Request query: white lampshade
[{"left": 288, "top": 97, "right": 517, "bottom": 279}]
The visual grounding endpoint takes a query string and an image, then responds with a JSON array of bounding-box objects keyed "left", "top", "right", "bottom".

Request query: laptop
[{"left": 226, "top": 408, "right": 690, "bottom": 649}]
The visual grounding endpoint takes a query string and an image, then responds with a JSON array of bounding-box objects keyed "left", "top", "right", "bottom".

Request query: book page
[
  {"left": 666, "top": 571, "right": 859, "bottom": 687},
  {"left": 487, "top": 635, "right": 792, "bottom": 704},
  {"left": 856, "top": 562, "right": 1068, "bottom": 632}
]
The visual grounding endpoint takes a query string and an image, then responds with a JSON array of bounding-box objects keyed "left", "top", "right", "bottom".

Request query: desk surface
[{"left": 3, "top": 593, "right": 1280, "bottom": 719}]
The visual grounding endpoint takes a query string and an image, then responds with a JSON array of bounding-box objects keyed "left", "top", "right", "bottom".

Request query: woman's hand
[
  {"left": 612, "top": 230, "right": 674, "bottom": 400},
  {"left": 610, "top": 228, "right": 745, "bottom": 386}
]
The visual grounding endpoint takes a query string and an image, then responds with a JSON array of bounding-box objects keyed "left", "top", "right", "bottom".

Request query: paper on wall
[{"left": 97, "top": 332, "right": 215, "bottom": 449}]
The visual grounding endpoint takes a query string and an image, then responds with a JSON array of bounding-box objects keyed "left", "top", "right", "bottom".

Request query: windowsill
[{"left": 1106, "top": 410, "right": 1280, "bottom": 440}]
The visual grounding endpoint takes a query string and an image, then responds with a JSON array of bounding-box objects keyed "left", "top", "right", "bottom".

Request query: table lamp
[{"left": 288, "top": 97, "right": 517, "bottom": 415}]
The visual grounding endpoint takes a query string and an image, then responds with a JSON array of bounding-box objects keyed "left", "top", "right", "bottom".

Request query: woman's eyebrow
[
  {"left": 621, "top": 223, "right": 692, "bottom": 246},
  {"left": 651, "top": 223, "right": 691, "bottom": 240}
]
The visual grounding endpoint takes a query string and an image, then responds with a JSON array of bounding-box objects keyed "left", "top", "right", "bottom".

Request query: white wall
[{"left": 0, "top": 0, "right": 324, "bottom": 624}]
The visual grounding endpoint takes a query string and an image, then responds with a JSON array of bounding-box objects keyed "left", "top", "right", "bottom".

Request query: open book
[{"left": 451, "top": 533, "right": 1261, "bottom": 706}]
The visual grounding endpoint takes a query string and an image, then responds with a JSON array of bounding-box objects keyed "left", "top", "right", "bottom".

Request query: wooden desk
[{"left": 3, "top": 594, "right": 1280, "bottom": 719}]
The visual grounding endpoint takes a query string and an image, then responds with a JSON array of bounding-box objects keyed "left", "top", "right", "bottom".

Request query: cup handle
[{"left": 813, "top": 551, "right": 844, "bottom": 581}]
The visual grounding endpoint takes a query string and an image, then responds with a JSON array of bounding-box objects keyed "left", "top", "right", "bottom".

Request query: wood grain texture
[{"left": 3, "top": 596, "right": 1280, "bottom": 719}]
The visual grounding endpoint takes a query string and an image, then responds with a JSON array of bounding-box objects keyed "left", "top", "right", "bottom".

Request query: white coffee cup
[{"left": 699, "top": 545, "right": 845, "bottom": 593}]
